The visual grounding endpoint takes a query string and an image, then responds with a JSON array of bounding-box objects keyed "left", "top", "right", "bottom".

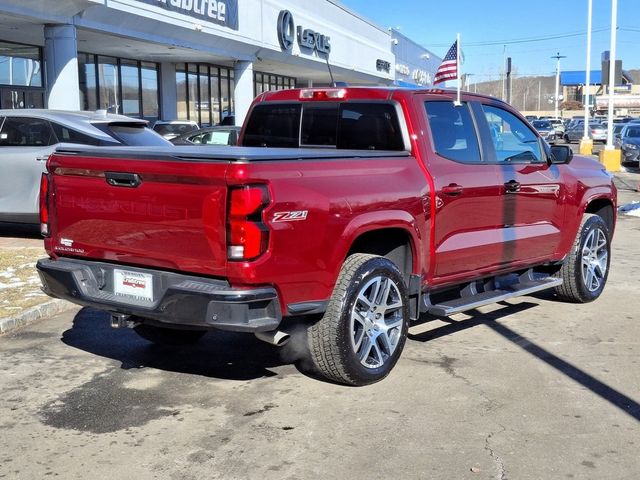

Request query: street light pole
[
  {"left": 582, "top": 0, "right": 593, "bottom": 141},
  {"left": 600, "top": 0, "right": 621, "bottom": 171},
  {"left": 605, "top": 0, "right": 618, "bottom": 150},
  {"left": 552, "top": 52, "right": 566, "bottom": 119}
]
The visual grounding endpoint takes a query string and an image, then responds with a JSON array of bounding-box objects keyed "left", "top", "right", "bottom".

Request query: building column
[
  {"left": 159, "top": 62, "right": 177, "bottom": 121},
  {"left": 44, "top": 24, "right": 80, "bottom": 110},
  {"left": 234, "top": 61, "right": 253, "bottom": 126}
]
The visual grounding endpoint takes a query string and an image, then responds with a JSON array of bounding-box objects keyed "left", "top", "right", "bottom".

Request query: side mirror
[{"left": 549, "top": 145, "right": 573, "bottom": 164}]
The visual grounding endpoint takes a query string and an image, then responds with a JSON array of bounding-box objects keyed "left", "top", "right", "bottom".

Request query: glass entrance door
[{"left": 0, "top": 88, "right": 45, "bottom": 109}]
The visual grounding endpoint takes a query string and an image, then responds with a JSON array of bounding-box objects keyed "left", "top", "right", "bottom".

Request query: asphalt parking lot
[{"left": 1, "top": 184, "right": 639, "bottom": 480}]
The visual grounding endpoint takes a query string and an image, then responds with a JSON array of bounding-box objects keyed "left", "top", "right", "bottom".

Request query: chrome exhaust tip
[{"left": 254, "top": 330, "right": 290, "bottom": 347}]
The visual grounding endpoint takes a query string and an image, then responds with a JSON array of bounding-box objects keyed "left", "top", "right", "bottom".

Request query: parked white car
[{"left": 0, "top": 109, "right": 170, "bottom": 224}]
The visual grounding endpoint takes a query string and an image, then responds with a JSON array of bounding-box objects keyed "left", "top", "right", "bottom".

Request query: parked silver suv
[{"left": 0, "top": 109, "right": 170, "bottom": 224}]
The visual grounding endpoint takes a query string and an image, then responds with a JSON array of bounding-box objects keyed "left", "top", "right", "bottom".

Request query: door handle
[
  {"left": 504, "top": 179, "right": 521, "bottom": 192},
  {"left": 105, "top": 171, "right": 142, "bottom": 188},
  {"left": 442, "top": 183, "right": 463, "bottom": 196}
]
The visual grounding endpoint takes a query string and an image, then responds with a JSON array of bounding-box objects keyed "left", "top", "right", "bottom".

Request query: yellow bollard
[
  {"left": 579, "top": 138, "right": 593, "bottom": 155},
  {"left": 598, "top": 148, "right": 621, "bottom": 172}
]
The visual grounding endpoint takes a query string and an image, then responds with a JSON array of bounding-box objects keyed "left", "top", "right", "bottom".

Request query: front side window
[
  {"left": 0, "top": 117, "right": 54, "bottom": 147},
  {"left": 425, "top": 101, "right": 481, "bottom": 163},
  {"left": 482, "top": 105, "right": 542, "bottom": 163}
]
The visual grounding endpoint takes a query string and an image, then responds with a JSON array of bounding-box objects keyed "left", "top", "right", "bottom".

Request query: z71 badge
[{"left": 272, "top": 210, "right": 308, "bottom": 222}]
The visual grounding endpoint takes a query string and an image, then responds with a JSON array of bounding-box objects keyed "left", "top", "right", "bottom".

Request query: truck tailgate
[{"left": 46, "top": 152, "right": 230, "bottom": 277}]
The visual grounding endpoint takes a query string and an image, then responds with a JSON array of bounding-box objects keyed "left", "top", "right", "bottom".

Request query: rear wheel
[
  {"left": 133, "top": 323, "right": 207, "bottom": 346},
  {"left": 554, "top": 214, "right": 610, "bottom": 303},
  {"left": 307, "top": 254, "right": 410, "bottom": 386}
]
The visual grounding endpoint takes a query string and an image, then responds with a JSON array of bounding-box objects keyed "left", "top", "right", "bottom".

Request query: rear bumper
[{"left": 37, "top": 258, "right": 282, "bottom": 332}]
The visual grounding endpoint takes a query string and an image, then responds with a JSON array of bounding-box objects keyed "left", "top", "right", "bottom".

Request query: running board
[{"left": 428, "top": 276, "right": 563, "bottom": 317}]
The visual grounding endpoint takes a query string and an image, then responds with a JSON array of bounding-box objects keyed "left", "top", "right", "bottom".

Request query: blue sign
[{"left": 136, "top": 0, "right": 239, "bottom": 30}]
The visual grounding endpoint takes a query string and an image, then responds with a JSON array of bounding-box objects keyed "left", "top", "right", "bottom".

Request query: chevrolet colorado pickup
[{"left": 37, "top": 87, "right": 617, "bottom": 386}]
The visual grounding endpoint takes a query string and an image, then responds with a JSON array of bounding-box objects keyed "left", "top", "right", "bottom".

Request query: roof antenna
[{"left": 325, "top": 55, "right": 336, "bottom": 87}]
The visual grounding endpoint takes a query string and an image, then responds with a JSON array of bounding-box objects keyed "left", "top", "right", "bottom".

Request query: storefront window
[
  {"left": 78, "top": 53, "right": 98, "bottom": 111},
  {"left": 177, "top": 63, "right": 233, "bottom": 125},
  {"left": 176, "top": 67, "right": 188, "bottom": 120},
  {"left": 199, "top": 65, "right": 210, "bottom": 126},
  {"left": 97, "top": 56, "right": 118, "bottom": 113},
  {"left": 121, "top": 59, "right": 140, "bottom": 117},
  {"left": 78, "top": 53, "right": 159, "bottom": 120},
  {"left": 220, "top": 71, "right": 230, "bottom": 123},
  {"left": 141, "top": 62, "right": 159, "bottom": 119},
  {"left": 0, "top": 41, "right": 42, "bottom": 87},
  {"left": 210, "top": 67, "right": 220, "bottom": 126},
  {"left": 253, "top": 72, "right": 296, "bottom": 96},
  {"left": 187, "top": 64, "right": 198, "bottom": 123}
]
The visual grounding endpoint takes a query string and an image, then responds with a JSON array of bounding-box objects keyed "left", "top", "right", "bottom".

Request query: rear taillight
[
  {"left": 39, "top": 173, "right": 50, "bottom": 237},
  {"left": 227, "top": 185, "right": 270, "bottom": 261}
]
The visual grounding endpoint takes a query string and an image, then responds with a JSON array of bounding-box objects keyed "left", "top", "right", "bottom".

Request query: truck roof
[{"left": 257, "top": 86, "right": 503, "bottom": 104}]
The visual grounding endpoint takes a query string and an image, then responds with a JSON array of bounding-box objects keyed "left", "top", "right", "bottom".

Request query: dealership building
[{"left": 0, "top": 0, "right": 440, "bottom": 126}]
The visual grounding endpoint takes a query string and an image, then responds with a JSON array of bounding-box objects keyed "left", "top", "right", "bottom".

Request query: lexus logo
[{"left": 277, "top": 10, "right": 295, "bottom": 51}]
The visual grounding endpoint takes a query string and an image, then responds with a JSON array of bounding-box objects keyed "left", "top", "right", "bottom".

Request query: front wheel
[
  {"left": 307, "top": 254, "right": 410, "bottom": 386},
  {"left": 554, "top": 214, "right": 611, "bottom": 303}
]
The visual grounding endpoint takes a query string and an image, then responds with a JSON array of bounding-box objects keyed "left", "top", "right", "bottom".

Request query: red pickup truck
[{"left": 37, "top": 87, "right": 616, "bottom": 386}]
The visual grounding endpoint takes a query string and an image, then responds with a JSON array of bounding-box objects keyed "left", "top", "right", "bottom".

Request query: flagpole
[{"left": 455, "top": 32, "right": 461, "bottom": 106}]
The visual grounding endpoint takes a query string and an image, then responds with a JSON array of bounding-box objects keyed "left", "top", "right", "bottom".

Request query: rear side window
[
  {"left": 243, "top": 104, "right": 301, "bottom": 147},
  {"left": 50, "top": 122, "right": 103, "bottom": 146},
  {"left": 336, "top": 104, "right": 404, "bottom": 150},
  {"left": 0, "top": 117, "right": 55, "bottom": 147},
  {"left": 242, "top": 102, "right": 405, "bottom": 150},
  {"left": 93, "top": 124, "right": 170, "bottom": 146},
  {"left": 425, "top": 101, "right": 481, "bottom": 163}
]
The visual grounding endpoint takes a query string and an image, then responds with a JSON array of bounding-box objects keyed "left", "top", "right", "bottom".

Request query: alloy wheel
[{"left": 350, "top": 276, "right": 404, "bottom": 369}]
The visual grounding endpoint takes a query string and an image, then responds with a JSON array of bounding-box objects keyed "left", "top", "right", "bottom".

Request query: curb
[{"left": 0, "top": 299, "right": 77, "bottom": 335}]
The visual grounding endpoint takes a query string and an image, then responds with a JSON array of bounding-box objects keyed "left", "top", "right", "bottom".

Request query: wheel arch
[
  {"left": 584, "top": 197, "right": 615, "bottom": 236},
  {"left": 347, "top": 227, "right": 417, "bottom": 285}
]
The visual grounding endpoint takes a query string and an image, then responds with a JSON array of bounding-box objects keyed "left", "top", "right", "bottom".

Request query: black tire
[
  {"left": 554, "top": 214, "right": 611, "bottom": 303},
  {"left": 133, "top": 323, "right": 207, "bottom": 346},
  {"left": 307, "top": 254, "right": 410, "bottom": 386}
]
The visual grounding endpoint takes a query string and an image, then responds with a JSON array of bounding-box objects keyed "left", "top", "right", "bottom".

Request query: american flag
[{"left": 433, "top": 41, "right": 458, "bottom": 85}]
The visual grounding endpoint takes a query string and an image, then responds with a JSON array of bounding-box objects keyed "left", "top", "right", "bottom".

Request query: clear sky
[{"left": 340, "top": 0, "right": 640, "bottom": 81}]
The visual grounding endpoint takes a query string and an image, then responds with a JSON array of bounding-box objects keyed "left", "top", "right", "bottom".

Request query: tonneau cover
[{"left": 53, "top": 144, "right": 411, "bottom": 163}]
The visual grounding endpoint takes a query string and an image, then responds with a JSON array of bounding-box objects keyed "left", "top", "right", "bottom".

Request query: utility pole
[
  {"left": 552, "top": 52, "right": 566, "bottom": 119},
  {"left": 501, "top": 45, "right": 506, "bottom": 100},
  {"left": 537, "top": 80, "right": 541, "bottom": 111},
  {"left": 506, "top": 57, "right": 512, "bottom": 104}
]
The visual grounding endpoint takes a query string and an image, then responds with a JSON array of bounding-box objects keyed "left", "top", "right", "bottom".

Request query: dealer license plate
[{"left": 113, "top": 269, "right": 154, "bottom": 302}]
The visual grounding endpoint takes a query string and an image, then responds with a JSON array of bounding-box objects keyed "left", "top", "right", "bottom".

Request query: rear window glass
[
  {"left": 51, "top": 122, "right": 104, "bottom": 146},
  {"left": 153, "top": 123, "right": 198, "bottom": 136},
  {"left": 242, "top": 102, "right": 405, "bottom": 150},
  {"left": 94, "top": 124, "right": 170, "bottom": 147}
]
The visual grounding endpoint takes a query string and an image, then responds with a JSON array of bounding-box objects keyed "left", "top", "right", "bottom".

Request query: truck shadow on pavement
[
  {"left": 410, "top": 299, "right": 640, "bottom": 423},
  {"left": 0, "top": 222, "right": 41, "bottom": 239},
  {"left": 61, "top": 307, "right": 306, "bottom": 382}
]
